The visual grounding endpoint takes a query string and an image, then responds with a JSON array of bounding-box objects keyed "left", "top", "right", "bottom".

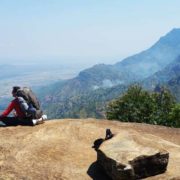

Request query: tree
[
  {"left": 151, "top": 87, "right": 175, "bottom": 125},
  {"left": 106, "top": 85, "right": 155, "bottom": 123},
  {"left": 106, "top": 85, "right": 178, "bottom": 127},
  {"left": 168, "top": 103, "right": 180, "bottom": 127}
]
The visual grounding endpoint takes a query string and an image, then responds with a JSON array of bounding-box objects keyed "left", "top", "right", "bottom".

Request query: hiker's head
[{"left": 12, "top": 86, "right": 21, "bottom": 97}]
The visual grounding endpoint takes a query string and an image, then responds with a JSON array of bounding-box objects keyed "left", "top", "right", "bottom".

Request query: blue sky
[{"left": 0, "top": 0, "right": 180, "bottom": 66}]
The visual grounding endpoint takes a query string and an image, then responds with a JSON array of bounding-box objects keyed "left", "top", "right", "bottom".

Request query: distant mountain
[
  {"left": 41, "top": 28, "right": 180, "bottom": 118},
  {"left": 115, "top": 28, "right": 180, "bottom": 78},
  {"left": 44, "top": 28, "right": 180, "bottom": 95},
  {"left": 62, "top": 64, "right": 126, "bottom": 96},
  {"left": 41, "top": 83, "right": 127, "bottom": 119},
  {"left": 41, "top": 64, "right": 138, "bottom": 102},
  {"left": 167, "top": 75, "right": 180, "bottom": 102},
  {"left": 143, "top": 55, "right": 180, "bottom": 89},
  {"left": 140, "top": 54, "right": 180, "bottom": 102}
]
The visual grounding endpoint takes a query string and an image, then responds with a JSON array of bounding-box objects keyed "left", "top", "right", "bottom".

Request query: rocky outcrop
[
  {"left": 0, "top": 119, "right": 179, "bottom": 179},
  {"left": 96, "top": 133, "right": 169, "bottom": 179}
]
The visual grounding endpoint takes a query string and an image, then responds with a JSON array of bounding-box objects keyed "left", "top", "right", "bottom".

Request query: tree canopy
[{"left": 106, "top": 85, "right": 180, "bottom": 128}]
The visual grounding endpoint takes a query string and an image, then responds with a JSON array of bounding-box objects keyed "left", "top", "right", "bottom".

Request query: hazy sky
[{"left": 0, "top": 0, "right": 180, "bottom": 65}]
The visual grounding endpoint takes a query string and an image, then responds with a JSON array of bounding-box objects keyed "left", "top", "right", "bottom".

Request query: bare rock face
[
  {"left": 97, "top": 133, "right": 169, "bottom": 179},
  {"left": 0, "top": 119, "right": 179, "bottom": 179}
]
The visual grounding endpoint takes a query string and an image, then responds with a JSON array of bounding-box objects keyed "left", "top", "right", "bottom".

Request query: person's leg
[
  {"left": 32, "top": 115, "right": 47, "bottom": 125},
  {"left": 0, "top": 117, "right": 20, "bottom": 126},
  {"left": 27, "top": 107, "right": 36, "bottom": 118},
  {"left": 18, "top": 118, "right": 34, "bottom": 126}
]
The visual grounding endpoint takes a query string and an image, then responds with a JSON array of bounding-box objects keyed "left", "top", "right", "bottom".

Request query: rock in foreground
[
  {"left": 97, "top": 133, "right": 169, "bottom": 179},
  {"left": 0, "top": 119, "right": 179, "bottom": 179}
]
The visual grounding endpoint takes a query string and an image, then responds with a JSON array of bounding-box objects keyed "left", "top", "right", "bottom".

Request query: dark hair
[{"left": 12, "top": 86, "right": 21, "bottom": 94}]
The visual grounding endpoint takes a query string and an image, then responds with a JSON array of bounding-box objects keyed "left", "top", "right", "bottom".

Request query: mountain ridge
[
  {"left": 143, "top": 55, "right": 180, "bottom": 89},
  {"left": 41, "top": 28, "right": 180, "bottom": 118},
  {"left": 115, "top": 28, "right": 180, "bottom": 77}
]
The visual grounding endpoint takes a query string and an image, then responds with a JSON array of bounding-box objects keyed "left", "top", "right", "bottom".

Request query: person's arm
[{"left": 0, "top": 101, "right": 15, "bottom": 117}]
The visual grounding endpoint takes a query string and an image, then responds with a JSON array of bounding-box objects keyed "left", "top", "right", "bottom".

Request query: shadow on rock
[
  {"left": 87, "top": 161, "right": 112, "bottom": 180},
  {"left": 92, "top": 138, "right": 104, "bottom": 151},
  {"left": 92, "top": 129, "right": 114, "bottom": 151}
]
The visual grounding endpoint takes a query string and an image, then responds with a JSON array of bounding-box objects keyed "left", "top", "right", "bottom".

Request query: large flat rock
[
  {"left": 0, "top": 119, "right": 179, "bottom": 179},
  {"left": 97, "top": 132, "right": 170, "bottom": 179}
]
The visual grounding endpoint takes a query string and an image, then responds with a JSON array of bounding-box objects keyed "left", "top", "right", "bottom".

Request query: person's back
[
  {"left": 17, "top": 95, "right": 37, "bottom": 119},
  {"left": 16, "top": 87, "right": 43, "bottom": 119},
  {"left": 0, "top": 86, "right": 47, "bottom": 126}
]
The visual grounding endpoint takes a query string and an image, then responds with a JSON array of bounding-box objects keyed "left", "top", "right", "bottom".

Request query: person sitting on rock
[{"left": 0, "top": 86, "right": 47, "bottom": 126}]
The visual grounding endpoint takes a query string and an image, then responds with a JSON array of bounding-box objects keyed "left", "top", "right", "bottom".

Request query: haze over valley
[
  {"left": 1, "top": 1, "right": 180, "bottom": 120},
  {"left": 1, "top": 2, "right": 180, "bottom": 180}
]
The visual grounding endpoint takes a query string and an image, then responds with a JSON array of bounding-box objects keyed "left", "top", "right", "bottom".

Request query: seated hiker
[
  {"left": 0, "top": 86, "right": 47, "bottom": 126},
  {"left": 17, "top": 96, "right": 37, "bottom": 118}
]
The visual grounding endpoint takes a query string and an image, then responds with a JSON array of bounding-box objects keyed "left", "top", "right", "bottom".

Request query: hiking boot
[
  {"left": 42, "top": 114, "right": 47, "bottom": 120},
  {"left": 36, "top": 119, "right": 45, "bottom": 125}
]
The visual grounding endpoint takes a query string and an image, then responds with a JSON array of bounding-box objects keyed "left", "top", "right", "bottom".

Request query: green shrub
[
  {"left": 106, "top": 85, "right": 179, "bottom": 127},
  {"left": 168, "top": 103, "right": 180, "bottom": 127}
]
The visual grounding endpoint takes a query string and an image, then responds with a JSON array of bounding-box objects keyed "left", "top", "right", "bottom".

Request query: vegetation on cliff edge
[{"left": 106, "top": 85, "right": 180, "bottom": 128}]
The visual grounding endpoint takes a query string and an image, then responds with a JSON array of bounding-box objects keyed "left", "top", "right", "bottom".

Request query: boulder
[{"left": 97, "top": 132, "right": 169, "bottom": 180}]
